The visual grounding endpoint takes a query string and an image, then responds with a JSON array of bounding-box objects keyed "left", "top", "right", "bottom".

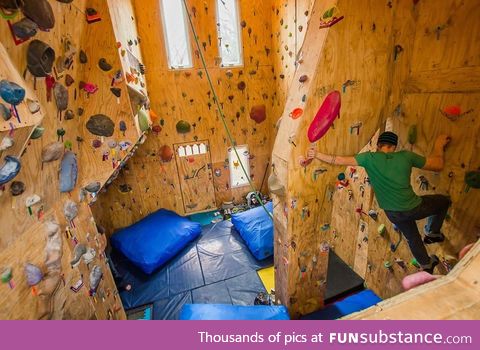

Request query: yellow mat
[{"left": 257, "top": 266, "right": 275, "bottom": 292}]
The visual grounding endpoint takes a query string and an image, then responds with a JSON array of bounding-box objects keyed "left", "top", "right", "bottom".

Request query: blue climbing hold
[
  {"left": 0, "top": 156, "right": 21, "bottom": 186},
  {"left": 0, "top": 80, "right": 25, "bottom": 105},
  {"left": 59, "top": 151, "right": 78, "bottom": 193}
]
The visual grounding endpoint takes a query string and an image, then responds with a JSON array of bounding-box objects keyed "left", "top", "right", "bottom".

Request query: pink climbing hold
[
  {"left": 401, "top": 271, "right": 440, "bottom": 291},
  {"left": 250, "top": 105, "right": 266, "bottom": 124},
  {"left": 307, "top": 90, "right": 341, "bottom": 143}
]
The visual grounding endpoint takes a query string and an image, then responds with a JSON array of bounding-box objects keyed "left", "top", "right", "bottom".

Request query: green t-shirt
[{"left": 354, "top": 150, "right": 426, "bottom": 211}]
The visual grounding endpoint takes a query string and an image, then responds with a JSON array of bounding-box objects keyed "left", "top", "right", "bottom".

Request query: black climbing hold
[
  {"left": 98, "top": 58, "right": 112, "bottom": 72},
  {"left": 86, "top": 114, "right": 115, "bottom": 137},
  {"left": 79, "top": 50, "right": 88, "bottom": 64}
]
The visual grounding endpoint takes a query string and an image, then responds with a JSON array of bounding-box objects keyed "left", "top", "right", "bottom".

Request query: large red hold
[
  {"left": 159, "top": 145, "right": 173, "bottom": 162},
  {"left": 250, "top": 105, "right": 266, "bottom": 124}
]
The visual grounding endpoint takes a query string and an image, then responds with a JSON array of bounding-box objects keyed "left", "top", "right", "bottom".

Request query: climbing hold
[
  {"left": 54, "top": 83, "right": 68, "bottom": 114},
  {"left": 237, "top": 81, "right": 246, "bottom": 91},
  {"left": 441, "top": 105, "right": 473, "bottom": 121},
  {"left": 110, "top": 87, "right": 121, "bottom": 98},
  {"left": 86, "top": 7, "right": 101, "bottom": 24},
  {"left": 79, "top": 50, "right": 88, "bottom": 64},
  {"left": 384, "top": 261, "right": 393, "bottom": 269},
  {"left": 465, "top": 169, "right": 480, "bottom": 189},
  {"left": 159, "top": 145, "right": 173, "bottom": 162},
  {"left": 152, "top": 125, "right": 162, "bottom": 134},
  {"left": 289, "top": 108, "right": 303, "bottom": 120},
  {"left": 137, "top": 109, "right": 150, "bottom": 132},
  {"left": 240, "top": 20, "right": 247, "bottom": 28},
  {"left": 408, "top": 125, "right": 417, "bottom": 145},
  {"left": 89, "top": 265, "right": 102, "bottom": 294},
  {"left": 26, "top": 40, "right": 55, "bottom": 77},
  {"left": 10, "top": 181, "right": 25, "bottom": 196},
  {"left": 119, "top": 120, "right": 127, "bottom": 135},
  {"left": 1, "top": 267, "right": 13, "bottom": 287},
  {"left": 12, "top": 17, "right": 38, "bottom": 39},
  {"left": 41, "top": 142, "right": 64, "bottom": 163},
  {"left": 86, "top": 114, "right": 115, "bottom": 137},
  {"left": 22, "top": 0, "right": 55, "bottom": 30},
  {"left": 92, "top": 139, "right": 102, "bottom": 148},
  {"left": 59, "top": 151, "right": 78, "bottom": 193},
  {"left": 27, "top": 98, "right": 40, "bottom": 114},
  {"left": 64, "top": 200, "right": 78, "bottom": 222},
  {"left": 98, "top": 58, "right": 112, "bottom": 72},
  {"left": 24, "top": 263, "right": 43, "bottom": 287},
  {"left": 0, "top": 136, "right": 14, "bottom": 151},
  {"left": 25, "top": 194, "right": 41, "bottom": 207},
  {"left": 176, "top": 120, "right": 191, "bottom": 134},
  {"left": 65, "top": 74, "right": 75, "bottom": 87},
  {"left": 377, "top": 224, "right": 386, "bottom": 236},
  {"left": 250, "top": 105, "right": 266, "bottom": 124},
  {"left": 0, "top": 103, "right": 11, "bottom": 121},
  {"left": 64, "top": 109, "right": 75, "bottom": 120},
  {"left": 299, "top": 75, "right": 308, "bottom": 83},
  {"left": 84, "top": 181, "right": 101, "bottom": 193},
  {"left": 394, "top": 45, "right": 404, "bottom": 61},
  {"left": 0, "top": 80, "right": 25, "bottom": 105},
  {"left": 402, "top": 271, "right": 439, "bottom": 291},
  {"left": 417, "top": 175, "right": 429, "bottom": 191},
  {"left": 0, "top": 156, "right": 21, "bottom": 186},
  {"left": 307, "top": 91, "right": 341, "bottom": 143},
  {"left": 368, "top": 209, "right": 378, "bottom": 221}
]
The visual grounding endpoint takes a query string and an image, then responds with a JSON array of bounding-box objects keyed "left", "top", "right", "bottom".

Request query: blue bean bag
[
  {"left": 179, "top": 304, "right": 290, "bottom": 320},
  {"left": 231, "top": 202, "right": 273, "bottom": 260},
  {"left": 111, "top": 209, "right": 202, "bottom": 274}
]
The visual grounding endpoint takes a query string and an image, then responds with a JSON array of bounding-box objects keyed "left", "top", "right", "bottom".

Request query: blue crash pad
[
  {"left": 111, "top": 209, "right": 202, "bottom": 274},
  {"left": 231, "top": 202, "right": 273, "bottom": 260},
  {"left": 301, "top": 290, "right": 381, "bottom": 320},
  {"left": 180, "top": 304, "right": 290, "bottom": 320}
]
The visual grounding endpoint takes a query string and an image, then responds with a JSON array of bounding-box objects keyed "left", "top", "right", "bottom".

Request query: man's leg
[
  {"left": 385, "top": 212, "right": 431, "bottom": 266},
  {"left": 409, "top": 195, "right": 451, "bottom": 243}
]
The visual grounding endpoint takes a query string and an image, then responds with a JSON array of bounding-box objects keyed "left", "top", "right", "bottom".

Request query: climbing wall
[
  {"left": 272, "top": 0, "right": 480, "bottom": 316},
  {"left": 91, "top": 0, "right": 281, "bottom": 232},
  {"left": 0, "top": 0, "right": 148, "bottom": 319}
]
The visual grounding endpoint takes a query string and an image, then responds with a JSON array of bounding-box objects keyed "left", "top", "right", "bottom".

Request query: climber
[{"left": 307, "top": 131, "right": 452, "bottom": 274}]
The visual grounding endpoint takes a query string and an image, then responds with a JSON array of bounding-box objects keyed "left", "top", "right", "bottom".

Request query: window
[
  {"left": 216, "top": 0, "right": 243, "bottom": 67},
  {"left": 228, "top": 145, "right": 250, "bottom": 188},
  {"left": 160, "top": 0, "right": 193, "bottom": 69}
]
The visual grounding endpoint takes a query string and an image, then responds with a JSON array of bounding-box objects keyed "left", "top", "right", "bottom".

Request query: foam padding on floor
[
  {"left": 257, "top": 266, "right": 275, "bottom": 292},
  {"left": 111, "top": 219, "right": 272, "bottom": 317},
  {"left": 301, "top": 290, "right": 381, "bottom": 320}
]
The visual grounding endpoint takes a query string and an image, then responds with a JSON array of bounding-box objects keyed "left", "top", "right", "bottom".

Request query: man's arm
[
  {"left": 422, "top": 135, "right": 450, "bottom": 172},
  {"left": 307, "top": 149, "right": 358, "bottom": 166}
]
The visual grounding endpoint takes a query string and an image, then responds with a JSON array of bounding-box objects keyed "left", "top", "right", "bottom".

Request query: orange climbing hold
[{"left": 289, "top": 108, "right": 303, "bottom": 120}]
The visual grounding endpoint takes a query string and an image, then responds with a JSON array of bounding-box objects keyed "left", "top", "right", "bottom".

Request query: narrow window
[
  {"left": 216, "top": 0, "right": 243, "bottom": 67},
  {"left": 228, "top": 145, "right": 250, "bottom": 188},
  {"left": 160, "top": 0, "right": 193, "bottom": 69}
]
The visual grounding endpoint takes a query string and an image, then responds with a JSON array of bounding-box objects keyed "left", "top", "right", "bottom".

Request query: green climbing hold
[
  {"left": 137, "top": 109, "right": 150, "bottom": 132},
  {"left": 408, "top": 125, "right": 417, "bottom": 145},
  {"left": 384, "top": 261, "right": 393, "bottom": 269},
  {"left": 323, "top": 7, "right": 335, "bottom": 19},
  {"left": 410, "top": 258, "right": 420, "bottom": 268},
  {"left": 176, "top": 120, "right": 191, "bottom": 134},
  {"left": 465, "top": 169, "right": 480, "bottom": 189},
  {"left": 377, "top": 224, "right": 386, "bottom": 236},
  {"left": 30, "top": 126, "right": 45, "bottom": 139}
]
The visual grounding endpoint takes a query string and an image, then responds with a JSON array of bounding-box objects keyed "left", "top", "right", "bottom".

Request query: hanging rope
[{"left": 182, "top": 0, "right": 273, "bottom": 220}]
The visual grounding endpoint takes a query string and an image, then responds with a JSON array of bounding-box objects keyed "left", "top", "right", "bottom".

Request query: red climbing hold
[
  {"left": 289, "top": 108, "right": 303, "bottom": 120},
  {"left": 307, "top": 90, "right": 341, "bottom": 143},
  {"left": 250, "top": 105, "right": 266, "bottom": 124}
]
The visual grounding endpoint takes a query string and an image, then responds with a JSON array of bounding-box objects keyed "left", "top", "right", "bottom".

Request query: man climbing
[{"left": 307, "top": 131, "right": 451, "bottom": 274}]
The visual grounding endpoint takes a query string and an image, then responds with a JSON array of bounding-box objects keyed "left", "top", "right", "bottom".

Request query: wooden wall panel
[
  {"left": 0, "top": 0, "right": 144, "bottom": 319},
  {"left": 92, "top": 0, "right": 281, "bottom": 233}
]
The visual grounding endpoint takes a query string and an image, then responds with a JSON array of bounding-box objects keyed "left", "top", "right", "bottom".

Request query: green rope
[{"left": 182, "top": 0, "right": 273, "bottom": 220}]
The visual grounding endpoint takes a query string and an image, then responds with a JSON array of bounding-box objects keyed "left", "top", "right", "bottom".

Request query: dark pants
[{"left": 385, "top": 195, "right": 451, "bottom": 266}]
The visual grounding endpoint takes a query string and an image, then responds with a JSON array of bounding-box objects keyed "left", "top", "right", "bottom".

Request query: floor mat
[
  {"left": 112, "top": 220, "right": 271, "bottom": 319},
  {"left": 257, "top": 266, "right": 275, "bottom": 292}
]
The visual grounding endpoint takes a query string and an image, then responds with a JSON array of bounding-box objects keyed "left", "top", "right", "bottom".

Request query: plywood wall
[
  {"left": 0, "top": 0, "right": 147, "bottom": 319},
  {"left": 92, "top": 0, "right": 281, "bottom": 232},
  {"left": 272, "top": 0, "right": 480, "bottom": 317}
]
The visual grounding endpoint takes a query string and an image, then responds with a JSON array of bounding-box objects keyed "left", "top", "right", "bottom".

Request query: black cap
[{"left": 377, "top": 131, "right": 398, "bottom": 146}]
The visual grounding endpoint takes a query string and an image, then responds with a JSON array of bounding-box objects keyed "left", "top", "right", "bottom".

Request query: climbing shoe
[
  {"left": 22, "top": 0, "right": 55, "bottom": 30},
  {"left": 423, "top": 231, "right": 445, "bottom": 244},
  {"left": 27, "top": 40, "right": 55, "bottom": 77},
  {"left": 421, "top": 255, "right": 439, "bottom": 274},
  {"left": 70, "top": 243, "right": 87, "bottom": 268}
]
